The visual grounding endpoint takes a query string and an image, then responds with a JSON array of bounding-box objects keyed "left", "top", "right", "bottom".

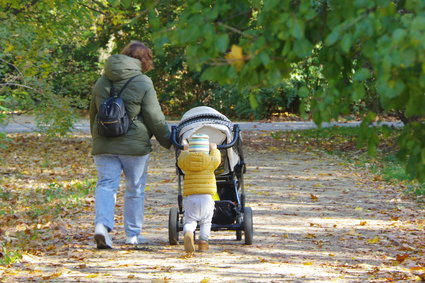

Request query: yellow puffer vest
[{"left": 177, "top": 149, "right": 221, "bottom": 196}]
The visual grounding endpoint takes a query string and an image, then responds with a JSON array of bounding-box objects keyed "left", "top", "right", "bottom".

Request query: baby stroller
[{"left": 169, "top": 106, "right": 253, "bottom": 245}]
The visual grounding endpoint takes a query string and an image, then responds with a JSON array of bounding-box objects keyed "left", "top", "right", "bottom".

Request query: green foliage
[
  {"left": 397, "top": 122, "right": 425, "bottom": 181},
  {"left": 0, "top": 0, "right": 100, "bottom": 136},
  {"left": 1, "top": 0, "right": 425, "bottom": 181},
  {"left": 152, "top": 0, "right": 425, "bottom": 181},
  {"left": 0, "top": 245, "right": 22, "bottom": 266}
]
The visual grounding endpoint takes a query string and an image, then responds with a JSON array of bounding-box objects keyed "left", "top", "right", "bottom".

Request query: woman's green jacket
[{"left": 89, "top": 54, "right": 171, "bottom": 155}]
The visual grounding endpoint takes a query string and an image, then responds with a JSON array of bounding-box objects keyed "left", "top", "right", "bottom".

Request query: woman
[{"left": 89, "top": 41, "right": 171, "bottom": 249}]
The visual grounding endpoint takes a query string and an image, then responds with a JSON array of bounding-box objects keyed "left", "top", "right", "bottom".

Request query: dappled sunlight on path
[{"left": 1, "top": 134, "right": 424, "bottom": 282}]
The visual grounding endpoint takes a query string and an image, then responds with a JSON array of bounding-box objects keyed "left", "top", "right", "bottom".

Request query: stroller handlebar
[{"left": 170, "top": 124, "right": 240, "bottom": 150}]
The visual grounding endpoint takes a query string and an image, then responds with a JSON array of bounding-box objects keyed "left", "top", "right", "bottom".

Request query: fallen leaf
[
  {"left": 367, "top": 237, "right": 380, "bottom": 244},
  {"left": 395, "top": 254, "right": 409, "bottom": 263},
  {"left": 179, "top": 253, "right": 194, "bottom": 259},
  {"left": 42, "top": 272, "right": 62, "bottom": 280},
  {"left": 347, "top": 229, "right": 360, "bottom": 236},
  {"left": 305, "top": 233, "right": 316, "bottom": 239}
]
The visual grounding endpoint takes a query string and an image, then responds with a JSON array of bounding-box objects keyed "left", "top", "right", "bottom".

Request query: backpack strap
[{"left": 110, "top": 75, "right": 140, "bottom": 98}]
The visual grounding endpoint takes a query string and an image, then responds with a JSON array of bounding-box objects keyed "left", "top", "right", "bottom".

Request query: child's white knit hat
[{"left": 188, "top": 133, "right": 209, "bottom": 153}]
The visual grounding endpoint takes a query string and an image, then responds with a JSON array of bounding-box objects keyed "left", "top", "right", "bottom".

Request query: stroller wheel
[
  {"left": 236, "top": 230, "right": 242, "bottom": 241},
  {"left": 168, "top": 207, "right": 179, "bottom": 245},
  {"left": 243, "top": 207, "right": 253, "bottom": 245}
]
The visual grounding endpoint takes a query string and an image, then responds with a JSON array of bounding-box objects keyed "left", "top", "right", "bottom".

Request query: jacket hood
[{"left": 104, "top": 54, "right": 142, "bottom": 81}]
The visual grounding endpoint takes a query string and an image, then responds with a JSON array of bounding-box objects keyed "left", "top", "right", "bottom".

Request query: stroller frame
[{"left": 168, "top": 112, "right": 253, "bottom": 245}]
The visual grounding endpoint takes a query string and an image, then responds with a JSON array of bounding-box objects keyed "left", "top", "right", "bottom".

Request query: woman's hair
[{"left": 120, "top": 41, "right": 154, "bottom": 72}]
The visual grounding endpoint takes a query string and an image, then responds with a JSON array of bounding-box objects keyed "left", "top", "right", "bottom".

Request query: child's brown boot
[
  {"left": 183, "top": 232, "right": 195, "bottom": 253},
  {"left": 198, "top": 240, "right": 209, "bottom": 251}
]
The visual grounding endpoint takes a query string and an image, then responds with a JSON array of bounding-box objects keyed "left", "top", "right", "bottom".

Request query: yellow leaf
[
  {"left": 367, "top": 237, "right": 380, "bottom": 244},
  {"left": 355, "top": 207, "right": 363, "bottom": 211},
  {"left": 225, "top": 45, "right": 244, "bottom": 70},
  {"left": 4, "top": 42, "right": 14, "bottom": 53},
  {"left": 46, "top": 245, "right": 56, "bottom": 251},
  {"left": 410, "top": 266, "right": 425, "bottom": 272},
  {"left": 179, "top": 252, "right": 194, "bottom": 259},
  {"left": 305, "top": 233, "right": 316, "bottom": 239},
  {"left": 359, "top": 221, "right": 367, "bottom": 226},
  {"left": 43, "top": 272, "right": 62, "bottom": 279},
  {"left": 303, "top": 262, "right": 313, "bottom": 265},
  {"left": 128, "top": 274, "right": 135, "bottom": 278},
  {"left": 200, "top": 278, "right": 211, "bottom": 283},
  {"left": 85, "top": 274, "right": 99, "bottom": 278}
]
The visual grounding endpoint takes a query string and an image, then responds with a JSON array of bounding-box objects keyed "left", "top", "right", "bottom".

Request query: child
[{"left": 177, "top": 133, "right": 221, "bottom": 253}]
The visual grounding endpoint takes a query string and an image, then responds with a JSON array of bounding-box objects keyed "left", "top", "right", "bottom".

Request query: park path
[
  {"left": 0, "top": 114, "right": 403, "bottom": 133},
  {"left": 2, "top": 133, "right": 424, "bottom": 282}
]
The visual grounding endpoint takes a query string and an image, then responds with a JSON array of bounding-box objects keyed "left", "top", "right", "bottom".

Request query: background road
[{"left": 0, "top": 115, "right": 403, "bottom": 133}]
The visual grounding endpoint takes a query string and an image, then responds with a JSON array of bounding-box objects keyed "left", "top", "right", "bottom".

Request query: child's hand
[
  {"left": 210, "top": 143, "right": 217, "bottom": 150},
  {"left": 182, "top": 140, "right": 189, "bottom": 150}
]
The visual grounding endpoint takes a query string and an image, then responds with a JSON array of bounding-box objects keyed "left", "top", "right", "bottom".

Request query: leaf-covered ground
[{"left": 0, "top": 132, "right": 424, "bottom": 282}]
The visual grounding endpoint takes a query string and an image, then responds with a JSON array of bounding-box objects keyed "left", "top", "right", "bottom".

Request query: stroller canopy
[
  {"left": 177, "top": 106, "right": 240, "bottom": 174},
  {"left": 177, "top": 106, "right": 233, "bottom": 133}
]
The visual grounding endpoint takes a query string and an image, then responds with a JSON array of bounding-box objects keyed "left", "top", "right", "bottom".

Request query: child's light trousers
[{"left": 183, "top": 194, "right": 215, "bottom": 241}]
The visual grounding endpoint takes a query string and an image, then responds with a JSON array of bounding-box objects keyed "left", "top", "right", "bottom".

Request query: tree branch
[
  {"left": 216, "top": 22, "right": 254, "bottom": 39},
  {"left": 78, "top": 2, "right": 107, "bottom": 15},
  {"left": 0, "top": 83, "right": 40, "bottom": 93}
]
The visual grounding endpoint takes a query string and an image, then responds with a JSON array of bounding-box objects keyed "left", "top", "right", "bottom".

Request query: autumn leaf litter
[{"left": 0, "top": 132, "right": 424, "bottom": 282}]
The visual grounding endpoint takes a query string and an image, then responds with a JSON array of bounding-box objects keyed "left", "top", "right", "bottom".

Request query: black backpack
[{"left": 96, "top": 75, "right": 138, "bottom": 137}]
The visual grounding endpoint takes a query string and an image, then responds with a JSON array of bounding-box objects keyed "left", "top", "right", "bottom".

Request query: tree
[
  {"left": 0, "top": 0, "right": 227, "bottom": 126},
  {"left": 0, "top": 0, "right": 101, "bottom": 135},
  {"left": 1, "top": 0, "right": 424, "bottom": 180},
  {"left": 151, "top": 0, "right": 425, "bottom": 181}
]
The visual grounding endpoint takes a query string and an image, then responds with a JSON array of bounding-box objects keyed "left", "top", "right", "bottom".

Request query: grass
[
  {"left": 0, "top": 134, "right": 97, "bottom": 266},
  {"left": 0, "top": 246, "right": 22, "bottom": 266},
  {"left": 270, "top": 126, "right": 425, "bottom": 200},
  {"left": 0, "top": 179, "right": 96, "bottom": 266}
]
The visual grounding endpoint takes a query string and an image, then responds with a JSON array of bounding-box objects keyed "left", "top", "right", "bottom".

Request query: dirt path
[{"left": 2, "top": 135, "right": 424, "bottom": 282}]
